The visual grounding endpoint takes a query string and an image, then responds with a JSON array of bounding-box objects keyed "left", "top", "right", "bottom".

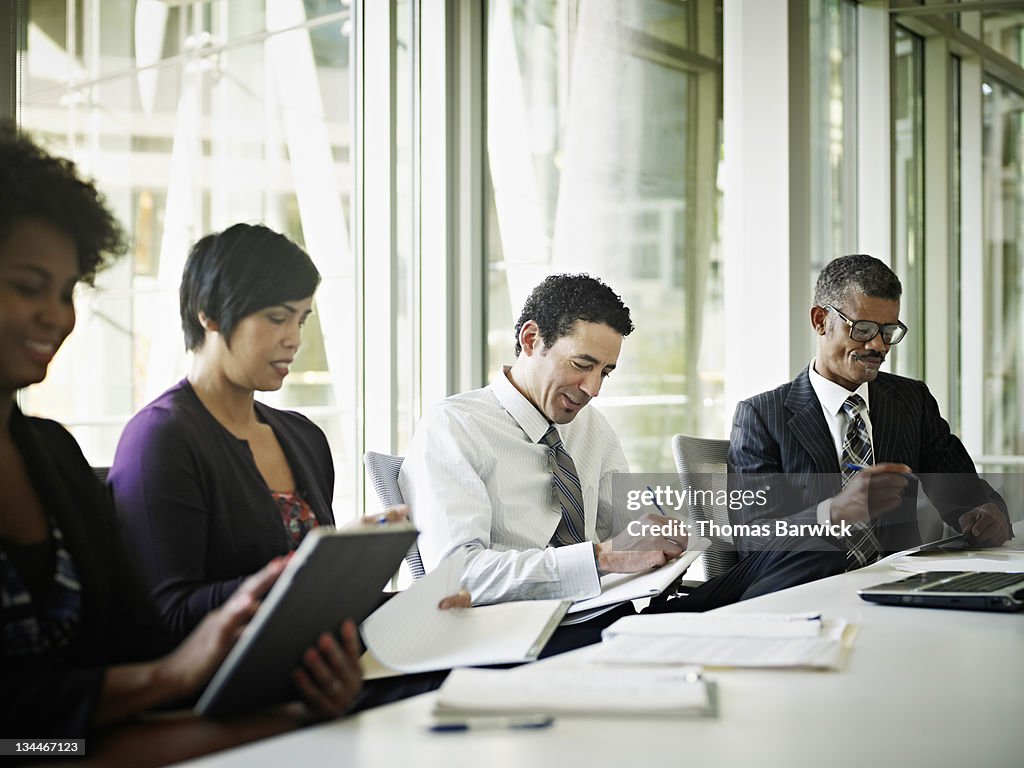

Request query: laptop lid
[{"left": 858, "top": 571, "right": 1024, "bottom": 612}]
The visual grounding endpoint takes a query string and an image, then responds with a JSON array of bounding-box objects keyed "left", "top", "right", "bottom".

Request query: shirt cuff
[
  {"left": 816, "top": 499, "right": 833, "bottom": 525},
  {"left": 554, "top": 542, "right": 602, "bottom": 600}
]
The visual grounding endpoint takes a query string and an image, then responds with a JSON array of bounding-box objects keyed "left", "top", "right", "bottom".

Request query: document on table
[
  {"left": 562, "top": 542, "right": 706, "bottom": 625},
  {"left": 593, "top": 612, "right": 850, "bottom": 670},
  {"left": 434, "top": 665, "right": 715, "bottom": 718},
  {"left": 361, "top": 552, "right": 569, "bottom": 673}
]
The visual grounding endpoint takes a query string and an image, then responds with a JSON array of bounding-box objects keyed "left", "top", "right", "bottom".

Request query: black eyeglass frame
[{"left": 822, "top": 304, "right": 908, "bottom": 345}]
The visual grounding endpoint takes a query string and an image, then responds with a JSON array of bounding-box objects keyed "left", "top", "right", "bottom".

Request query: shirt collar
[
  {"left": 808, "top": 359, "right": 871, "bottom": 417},
  {"left": 489, "top": 365, "right": 554, "bottom": 443}
]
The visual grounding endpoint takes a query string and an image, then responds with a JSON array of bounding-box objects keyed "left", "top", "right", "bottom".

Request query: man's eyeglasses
[{"left": 823, "top": 305, "right": 908, "bottom": 345}]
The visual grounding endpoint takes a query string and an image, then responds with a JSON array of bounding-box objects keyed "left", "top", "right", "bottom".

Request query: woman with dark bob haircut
[
  {"left": 108, "top": 223, "right": 370, "bottom": 713},
  {"left": 0, "top": 125, "right": 357, "bottom": 739},
  {"left": 109, "top": 222, "right": 463, "bottom": 716}
]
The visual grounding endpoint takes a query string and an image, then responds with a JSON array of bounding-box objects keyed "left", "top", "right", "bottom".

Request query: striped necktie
[
  {"left": 540, "top": 425, "right": 586, "bottom": 546},
  {"left": 841, "top": 394, "right": 881, "bottom": 569}
]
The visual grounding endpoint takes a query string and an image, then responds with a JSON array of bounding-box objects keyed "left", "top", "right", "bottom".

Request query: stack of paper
[
  {"left": 434, "top": 665, "right": 715, "bottom": 718},
  {"left": 593, "top": 612, "right": 849, "bottom": 670}
]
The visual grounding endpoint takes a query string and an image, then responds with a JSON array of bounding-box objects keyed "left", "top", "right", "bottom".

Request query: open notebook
[{"left": 361, "top": 552, "right": 569, "bottom": 672}]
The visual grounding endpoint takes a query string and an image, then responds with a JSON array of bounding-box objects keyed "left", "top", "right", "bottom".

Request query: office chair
[
  {"left": 671, "top": 434, "right": 739, "bottom": 580},
  {"left": 92, "top": 466, "right": 110, "bottom": 484},
  {"left": 362, "top": 451, "right": 427, "bottom": 580}
]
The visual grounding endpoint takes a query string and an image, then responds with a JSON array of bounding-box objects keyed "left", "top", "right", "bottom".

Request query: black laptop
[{"left": 858, "top": 571, "right": 1024, "bottom": 612}]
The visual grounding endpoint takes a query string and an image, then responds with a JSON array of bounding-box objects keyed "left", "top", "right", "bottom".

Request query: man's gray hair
[{"left": 813, "top": 254, "right": 902, "bottom": 308}]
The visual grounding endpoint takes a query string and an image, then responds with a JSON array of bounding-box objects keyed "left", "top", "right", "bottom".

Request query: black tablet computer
[{"left": 195, "top": 523, "right": 418, "bottom": 717}]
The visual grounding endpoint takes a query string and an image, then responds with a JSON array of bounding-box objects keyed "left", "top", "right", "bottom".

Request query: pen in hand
[{"left": 647, "top": 485, "right": 667, "bottom": 515}]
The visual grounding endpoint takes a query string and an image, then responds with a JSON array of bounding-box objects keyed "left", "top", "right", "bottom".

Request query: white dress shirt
[
  {"left": 808, "top": 359, "right": 874, "bottom": 524},
  {"left": 399, "top": 366, "right": 632, "bottom": 605}
]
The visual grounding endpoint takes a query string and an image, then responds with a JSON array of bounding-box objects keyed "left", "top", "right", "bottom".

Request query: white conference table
[{"left": 175, "top": 544, "right": 1024, "bottom": 768}]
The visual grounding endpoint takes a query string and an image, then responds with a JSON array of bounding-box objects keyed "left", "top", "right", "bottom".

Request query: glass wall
[
  {"left": 17, "top": 0, "right": 359, "bottom": 512},
  {"left": 982, "top": 77, "right": 1024, "bottom": 458},
  {"left": 484, "top": 0, "right": 724, "bottom": 472}
]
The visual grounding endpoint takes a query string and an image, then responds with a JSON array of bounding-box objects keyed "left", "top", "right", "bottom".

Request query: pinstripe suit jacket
[{"left": 727, "top": 367, "right": 1006, "bottom": 556}]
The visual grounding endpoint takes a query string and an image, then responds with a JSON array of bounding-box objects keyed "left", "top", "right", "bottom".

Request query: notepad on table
[
  {"left": 361, "top": 552, "right": 569, "bottom": 673},
  {"left": 562, "top": 543, "right": 706, "bottom": 625},
  {"left": 434, "top": 665, "right": 715, "bottom": 718},
  {"left": 594, "top": 612, "right": 850, "bottom": 670}
]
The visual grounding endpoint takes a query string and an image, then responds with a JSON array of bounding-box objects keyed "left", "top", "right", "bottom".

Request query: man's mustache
[{"left": 852, "top": 351, "right": 885, "bottom": 363}]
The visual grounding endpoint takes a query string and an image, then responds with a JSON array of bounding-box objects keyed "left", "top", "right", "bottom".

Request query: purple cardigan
[{"left": 109, "top": 379, "right": 335, "bottom": 640}]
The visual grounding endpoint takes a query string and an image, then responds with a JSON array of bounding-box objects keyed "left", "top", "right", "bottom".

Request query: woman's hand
[
  {"left": 291, "top": 620, "right": 363, "bottom": 719},
  {"left": 158, "top": 557, "right": 288, "bottom": 698}
]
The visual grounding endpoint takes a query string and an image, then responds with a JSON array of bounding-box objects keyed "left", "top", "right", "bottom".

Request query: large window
[
  {"left": 17, "top": 0, "right": 359, "bottom": 512},
  {"left": 982, "top": 77, "right": 1024, "bottom": 458},
  {"left": 484, "top": 0, "right": 724, "bottom": 472},
  {"left": 808, "top": 0, "right": 857, "bottom": 283}
]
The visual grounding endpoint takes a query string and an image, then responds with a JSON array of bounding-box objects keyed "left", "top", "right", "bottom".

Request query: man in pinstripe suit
[{"left": 727, "top": 254, "right": 1010, "bottom": 591}]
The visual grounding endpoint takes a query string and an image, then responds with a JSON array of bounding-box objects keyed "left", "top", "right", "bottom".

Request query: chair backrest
[
  {"left": 362, "top": 451, "right": 426, "bottom": 580},
  {"left": 92, "top": 466, "right": 110, "bottom": 484},
  {"left": 671, "top": 434, "right": 738, "bottom": 580}
]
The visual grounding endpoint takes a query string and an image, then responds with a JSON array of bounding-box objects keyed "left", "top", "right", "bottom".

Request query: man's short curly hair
[
  {"left": 0, "top": 123, "right": 126, "bottom": 284},
  {"left": 814, "top": 254, "right": 902, "bottom": 309},
  {"left": 514, "top": 273, "right": 634, "bottom": 356}
]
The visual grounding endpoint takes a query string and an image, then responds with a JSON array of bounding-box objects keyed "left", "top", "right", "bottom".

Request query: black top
[{"left": 0, "top": 407, "right": 174, "bottom": 738}]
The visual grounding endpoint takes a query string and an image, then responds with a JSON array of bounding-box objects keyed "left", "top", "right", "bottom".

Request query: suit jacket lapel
[
  {"left": 786, "top": 368, "right": 842, "bottom": 474},
  {"left": 868, "top": 375, "right": 901, "bottom": 462}
]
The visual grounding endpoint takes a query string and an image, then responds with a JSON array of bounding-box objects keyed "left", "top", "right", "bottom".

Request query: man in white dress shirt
[
  {"left": 400, "top": 274, "right": 684, "bottom": 607},
  {"left": 400, "top": 274, "right": 830, "bottom": 638}
]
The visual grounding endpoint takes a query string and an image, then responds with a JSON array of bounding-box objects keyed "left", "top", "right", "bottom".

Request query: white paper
[
  {"left": 434, "top": 665, "right": 710, "bottom": 717},
  {"left": 602, "top": 612, "right": 825, "bottom": 639},
  {"left": 361, "top": 552, "right": 568, "bottom": 673},
  {"left": 594, "top": 619, "right": 848, "bottom": 670},
  {"left": 566, "top": 544, "right": 706, "bottom": 615}
]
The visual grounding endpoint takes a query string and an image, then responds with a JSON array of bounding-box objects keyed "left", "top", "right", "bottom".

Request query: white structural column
[
  {"left": 722, "top": 0, "right": 800, "bottom": 413},
  {"left": 856, "top": 2, "right": 893, "bottom": 263},
  {"left": 419, "top": 0, "right": 483, "bottom": 406},
  {"left": 357, "top": 0, "right": 398, "bottom": 465}
]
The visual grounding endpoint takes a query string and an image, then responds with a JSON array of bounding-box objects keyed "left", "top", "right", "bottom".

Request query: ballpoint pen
[
  {"left": 646, "top": 485, "right": 667, "bottom": 515},
  {"left": 429, "top": 715, "right": 555, "bottom": 733}
]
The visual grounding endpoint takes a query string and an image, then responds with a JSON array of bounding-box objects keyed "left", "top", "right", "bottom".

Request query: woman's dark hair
[
  {"left": 179, "top": 223, "right": 321, "bottom": 351},
  {"left": 0, "top": 123, "right": 126, "bottom": 284},
  {"left": 514, "top": 273, "right": 634, "bottom": 356}
]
